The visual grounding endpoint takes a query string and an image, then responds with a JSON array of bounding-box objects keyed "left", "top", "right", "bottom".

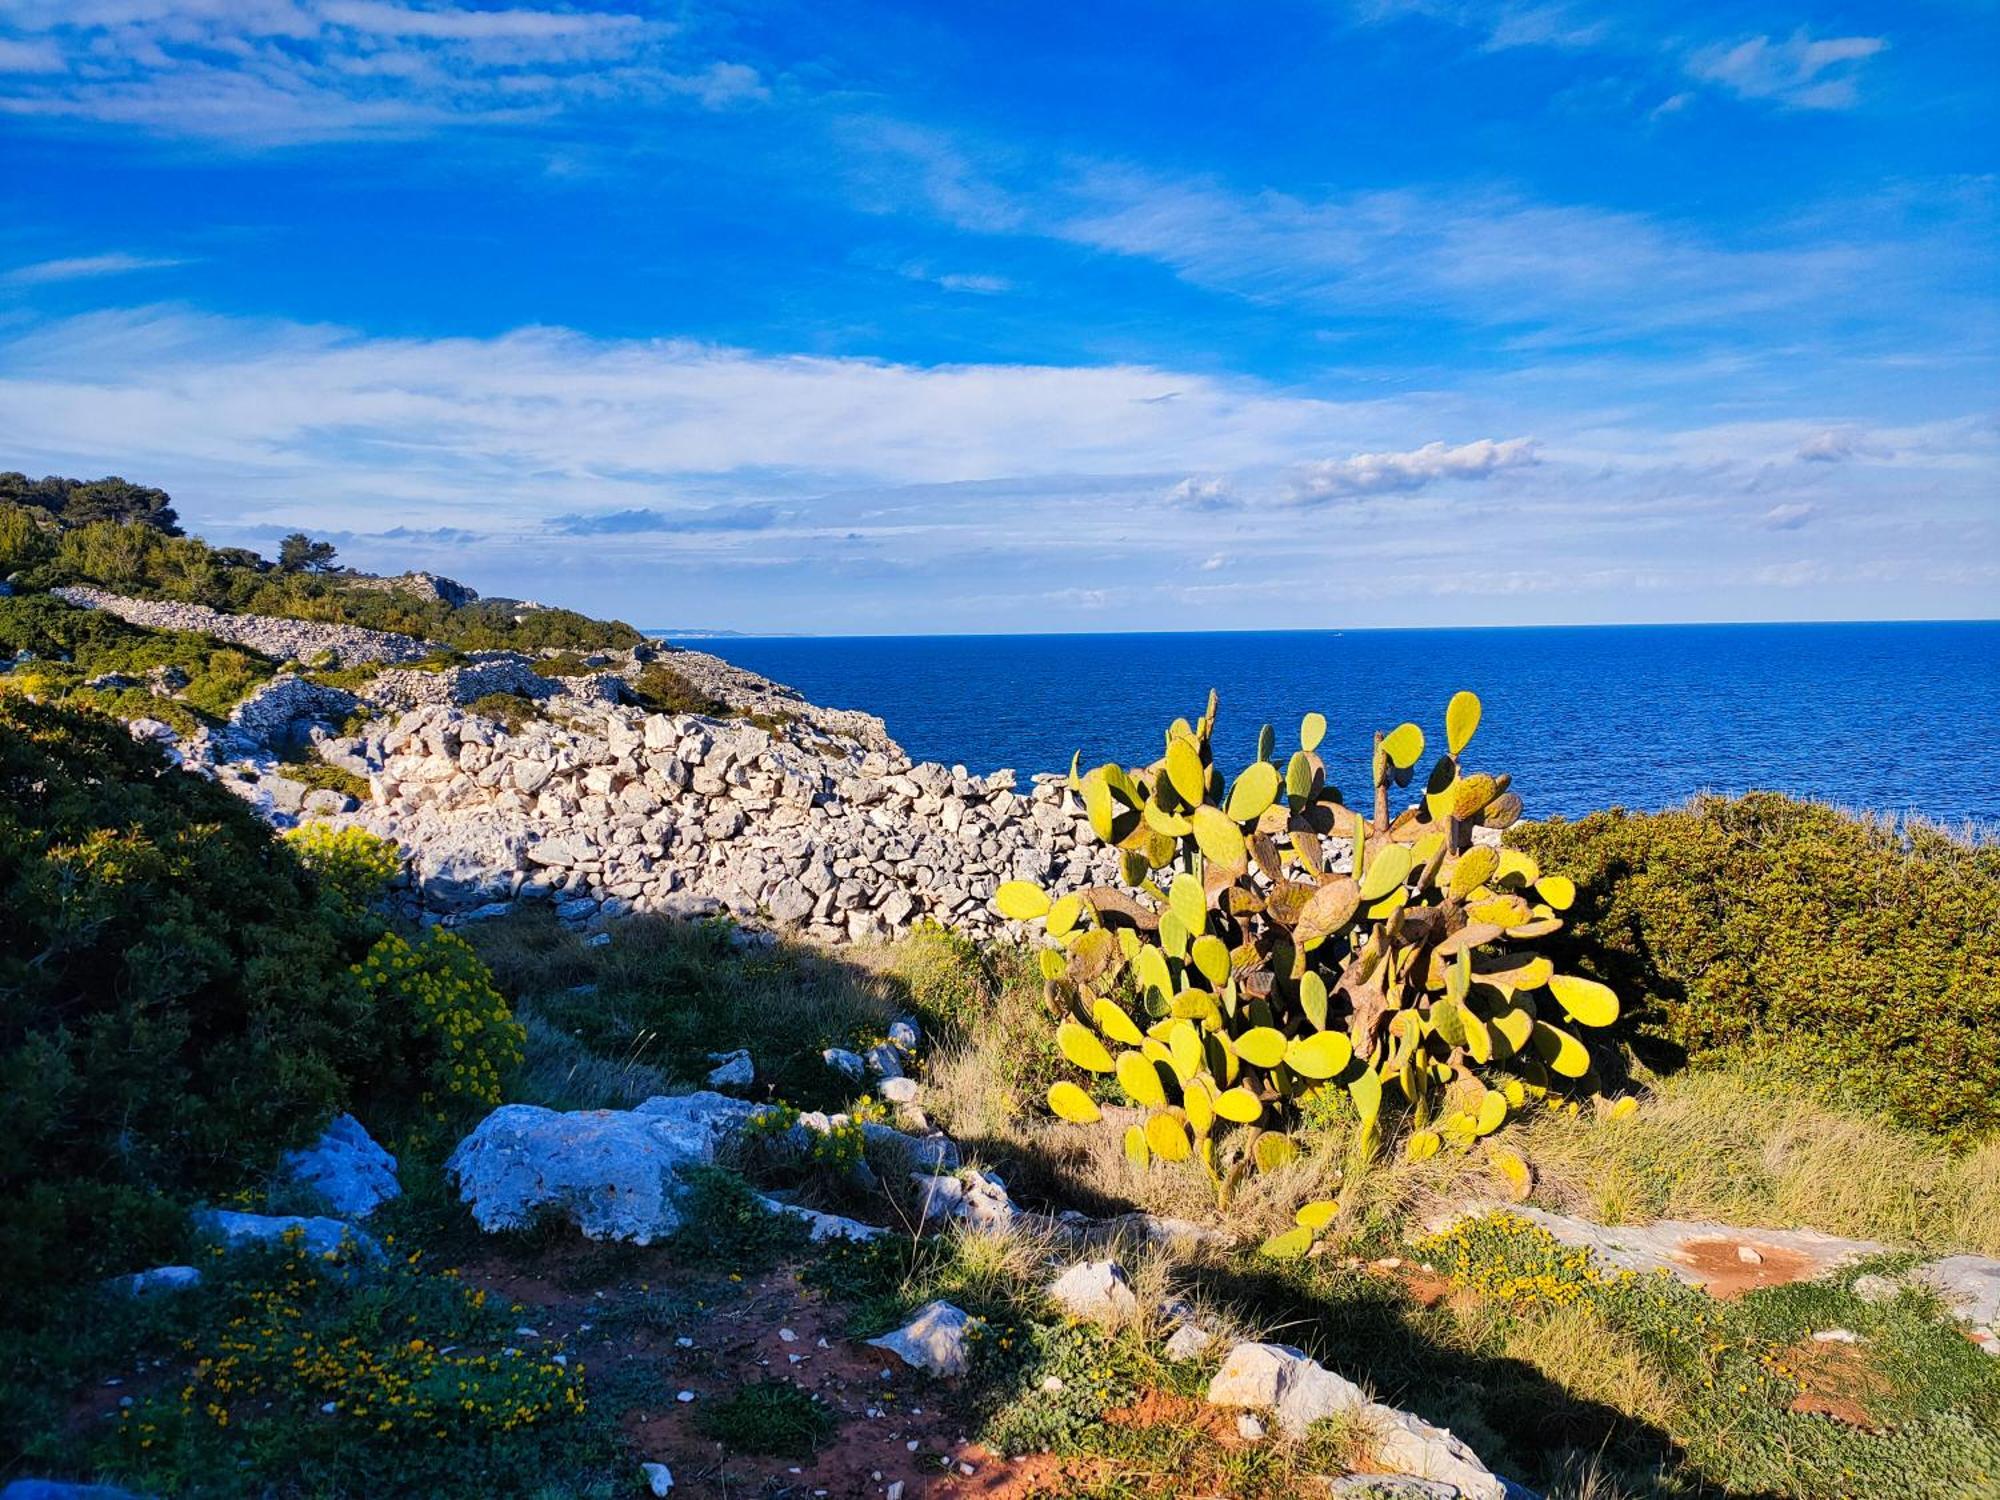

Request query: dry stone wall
[
  {"left": 54, "top": 585, "right": 431, "bottom": 666},
  {"left": 325, "top": 701, "right": 1119, "bottom": 943}
]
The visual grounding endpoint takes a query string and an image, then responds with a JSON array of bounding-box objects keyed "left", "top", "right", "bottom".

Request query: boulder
[
  {"left": 866, "top": 1300, "right": 980, "bottom": 1377},
  {"left": 1, "top": 1483, "right": 152, "bottom": 1500},
  {"left": 912, "top": 1168, "right": 1016, "bottom": 1232},
  {"left": 1047, "top": 1260, "right": 1139, "bottom": 1324},
  {"left": 108, "top": 1265, "right": 202, "bottom": 1298},
  {"left": 446, "top": 1093, "right": 765, "bottom": 1243},
  {"left": 822, "top": 1047, "right": 866, "bottom": 1081},
  {"left": 705, "top": 1050, "right": 755, "bottom": 1090},
  {"left": 1321, "top": 1480, "right": 1461, "bottom": 1499},
  {"left": 1910, "top": 1254, "right": 2000, "bottom": 1354},
  {"left": 282, "top": 1113, "right": 401, "bottom": 1219}
]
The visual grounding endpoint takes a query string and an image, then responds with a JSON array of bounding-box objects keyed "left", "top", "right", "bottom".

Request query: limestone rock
[
  {"left": 1321, "top": 1479, "right": 1462, "bottom": 1499},
  {"left": 194, "top": 1210, "right": 382, "bottom": 1262},
  {"left": 1910, "top": 1254, "right": 2000, "bottom": 1354},
  {"left": 108, "top": 1265, "right": 202, "bottom": 1298},
  {"left": 1047, "top": 1260, "right": 1139, "bottom": 1324},
  {"left": 706, "top": 1049, "right": 755, "bottom": 1090},
  {"left": 446, "top": 1092, "right": 765, "bottom": 1244},
  {"left": 1, "top": 1482, "right": 153, "bottom": 1500},
  {"left": 822, "top": 1047, "right": 866, "bottom": 1081},
  {"left": 912, "top": 1168, "right": 1016, "bottom": 1232},
  {"left": 282, "top": 1113, "right": 401, "bottom": 1219},
  {"left": 866, "top": 1300, "right": 980, "bottom": 1377},
  {"left": 878, "top": 1076, "right": 920, "bottom": 1105}
]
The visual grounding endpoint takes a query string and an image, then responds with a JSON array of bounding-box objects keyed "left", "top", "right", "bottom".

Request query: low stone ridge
[
  {"left": 54, "top": 585, "right": 430, "bottom": 666},
  {"left": 1046, "top": 1259, "right": 1139, "bottom": 1324},
  {"left": 345, "top": 570, "right": 479, "bottom": 608},
  {"left": 446, "top": 1092, "right": 766, "bottom": 1244},
  {"left": 194, "top": 1209, "right": 383, "bottom": 1262},
  {"left": 1909, "top": 1254, "right": 2000, "bottom": 1355},
  {"left": 1440, "top": 1205, "right": 1887, "bottom": 1293},
  {"left": 1205, "top": 1342, "right": 1509, "bottom": 1500}
]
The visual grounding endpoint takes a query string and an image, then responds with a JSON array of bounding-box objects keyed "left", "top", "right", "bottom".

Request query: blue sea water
[{"left": 666, "top": 623, "right": 2000, "bottom": 824}]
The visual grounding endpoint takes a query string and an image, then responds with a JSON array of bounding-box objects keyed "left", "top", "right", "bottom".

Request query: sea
[{"left": 657, "top": 622, "right": 2000, "bottom": 825}]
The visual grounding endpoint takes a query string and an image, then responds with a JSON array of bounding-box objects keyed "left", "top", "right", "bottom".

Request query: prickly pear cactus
[{"left": 993, "top": 690, "right": 1619, "bottom": 1197}]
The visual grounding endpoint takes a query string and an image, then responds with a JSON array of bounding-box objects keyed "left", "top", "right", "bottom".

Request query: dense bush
[
  {"left": 352, "top": 929, "right": 524, "bottom": 1116},
  {"left": 0, "top": 700, "right": 522, "bottom": 1290},
  {"left": 0, "top": 472, "right": 181, "bottom": 534},
  {"left": 0, "top": 698, "right": 369, "bottom": 1282},
  {"left": 1514, "top": 794, "right": 2000, "bottom": 1141}
]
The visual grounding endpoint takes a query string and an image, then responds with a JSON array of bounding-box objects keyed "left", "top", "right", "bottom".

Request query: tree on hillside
[
  {"left": 277, "top": 532, "right": 340, "bottom": 573},
  {"left": 0, "top": 471, "right": 182, "bottom": 535}
]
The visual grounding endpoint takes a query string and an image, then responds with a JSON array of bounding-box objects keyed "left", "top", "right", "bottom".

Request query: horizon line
[{"left": 645, "top": 615, "right": 2000, "bottom": 642}]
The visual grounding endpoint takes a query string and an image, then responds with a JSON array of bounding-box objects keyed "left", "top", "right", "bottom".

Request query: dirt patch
[
  {"left": 1773, "top": 1338, "right": 1890, "bottom": 1430},
  {"left": 1106, "top": 1388, "right": 1239, "bottom": 1443},
  {"left": 1674, "top": 1237, "right": 1818, "bottom": 1299}
]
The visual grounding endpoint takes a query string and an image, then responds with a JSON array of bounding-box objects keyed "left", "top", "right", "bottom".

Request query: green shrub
[
  {"left": 0, "top": 502, "right": 58, "bottom": 574},
  {"left": 0, "top": 698, "right": 370, "bottom": 1284},
  {"left": 628, "top": 661, "right": 733, "bottom": 717},
  {"left": 464, "top": 689, "right": 542, "bottom": 732},
  {"left": 1514, "top": 794, "right": 2000, "bottom": 1141}
]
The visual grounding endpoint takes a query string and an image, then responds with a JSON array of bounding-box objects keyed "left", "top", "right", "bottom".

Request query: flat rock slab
[
  {"left": 1449, "top": 1205, "right": 1887, "bottom": 1297},
  {"left": 194, "top": 1210, "right": 382, "bottom": 1263},
  {"left": 1909, "top": 1254, "right": 2000, "bottom": 1354}
]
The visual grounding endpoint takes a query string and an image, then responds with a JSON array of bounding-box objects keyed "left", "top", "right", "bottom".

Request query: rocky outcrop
[
  {"left": 282, "top": 1114, "right": 401, "bottom": 1219},
  {"left": 228, "top": 675, "right": 362, "bottom": 751},
  {"left": 645, "top": 643, "right": 898, "bottom": 754},
  {"left": 345, "top": 570, "right": 479, "bottom": 608},
  {"left": 1206, "top": 1343, "right": 1509, "bottom": 1500},
  {"left": 54, "top": 585, "right": 429, "bottom": 665},
  {"left": 364, "top": 656, "right": 560, "bottom": 713}
]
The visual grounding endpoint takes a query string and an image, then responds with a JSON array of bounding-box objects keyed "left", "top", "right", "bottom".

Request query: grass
[{"left": 697, "top": 1378, "right": 837, "bottom": 1458}]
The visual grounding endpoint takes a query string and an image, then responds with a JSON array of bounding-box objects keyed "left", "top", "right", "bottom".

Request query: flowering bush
[
  {"left": 285, "top": 822, "right": 400, "bottom": 911},
  {"left": 353, "top": 929, "right": 524, "bottom": 1114}
]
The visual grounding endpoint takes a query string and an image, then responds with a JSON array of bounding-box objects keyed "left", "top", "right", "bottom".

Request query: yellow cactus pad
[
  {"left": 1234, "top": 1026, "right": 1287, "bottom": 1069},
  {"left": 1118, "top": 1050, "right": 1168, "bottom": 1108},
  {"left": 994, "top": 880, "right": 1050, "bottom": 921},
  {"left": 1093, "top": 998, "right": 1145, "bottom": 1046},
  {"left": 1284, "top": 1030, "right": 1352, "bottom": 1080},
  {"left": 1058, "top": 1019, "right": 1115, "bottom": 1073},
  {"left": 1548, "top": 973, "right": 1618, "bottom": 1028},
  {"left": 1047, "top": 1081, "right": 1102, "bottom": 1123}
]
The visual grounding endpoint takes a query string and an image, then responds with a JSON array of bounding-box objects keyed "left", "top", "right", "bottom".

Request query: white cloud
[
  {"left": 1686, "top": 30, "right": 1887, "bottom": 111},
  {"left": 0, "top": 1, "right": 765, "bottom": 144},
  {"left": 1289, "top": 438, "right": 1539, "bottom": 501},
  {"left": 1762, "top": 502, "right": 1817, "bottom": 530},
  {"left": 3, "top": 252, "right": 187, "bottom": 284},
  {"left": 896, "top": 262, "right": 1013, "bottom": 295},
  {"left": 1165, "top": 475, "right": 1234, "bottom": 508},
  {"left": 1199, "top": 552, "right": 1227, "bottom": 571}
]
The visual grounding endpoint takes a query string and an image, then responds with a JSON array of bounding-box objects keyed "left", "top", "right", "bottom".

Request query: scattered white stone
[
  {"left": 865, "top": 1044, "right": 905, "bottom": 1080},
  {"left": 887, "top": 1019, "right": 921, "bottom": 1052},
  {"left": 1738, "top": 1245, "right": 1764, "bottom": 1265},
  {"left": 1164, "top": 1322, "right": 1215, "bottom": 1361},
  {"left": 878, "top": 1076, "right": 921, "bottom": 1105},
  {"left": 641, "top": 1460, "right": 674, "bottom": 1495},
  {"left": 1322, "top": 1478, "right": 1461, "bottom": 1498},
  {"left": 1852, "top": 1274, "right": 1902, "bottom": 1304},
  {"left": 867, "top": 1301, "right": 981, "bottom": 1378},
  {"left": 193, "top": 1210, "right": 381, "bottom": 1263},
  {"left": 779, "top": 1328, "right": 798, "bottom": 1342},
  {"left": 1041, "top": 1375, "right": 1065, "bottom": 1392},
  {"left": 706, "top": 1049, "right": 755, "bottom": 1090},
  {"left": 1237, "top": 1412, "right": 1267, "bottom": 1441},
  {"left": 586, "top": 931, "right": 612, "bottom": 948},
  {"left": 676, "top": 1390, "right": 695, "bottom": 1403},
  {"left": 1206, "top": 1343, "right": 1506, "bottom": 1500},
  {"left": 887, "top": 1483, "right": 905, "bottom": 1500},
  {"left": 1047, "top": 1260, "right": 1139, "bottom": 1325},
  {"left": 756, "top": 1194, "right": 887, "bottom": 1242},
  {"left": 822, "top": 1047, "right": 866, "bottom": 1081},
  {"left": 1811, "top": 1328, "right": 1859, "bottom": 1344}
]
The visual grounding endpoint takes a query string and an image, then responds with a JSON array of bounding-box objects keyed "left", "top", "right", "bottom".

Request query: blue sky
[{"left": 0, "top": 1, "right": 1993, "bottom": 633}]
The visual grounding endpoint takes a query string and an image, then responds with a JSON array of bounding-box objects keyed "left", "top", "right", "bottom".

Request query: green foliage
[
  {"left": 0, "top": 501, "right": 58, "bottom": 573},
  {"left": 1513, "top": 794, "right": 2000, "bottom": 1141},
  {"left": 0, "top": 696, "right": 371, "bottom": 1290},
  {"left": 888, "top": 920, "right": 1001, "bottom": 1036},
  {"left": 351, "top": 928, "right": 525, "bottom": 1115},
  {"left": 627, "top": 660, "right": 733, "bottom": 717},
  {"left": 276, "top": 754, "right": 372, "bottom": 803},
  {"left": 277, "top": 531, "right": 339, "bottom": 573},
  {"left": 1002, "top": 692, "right": 1617, "bottom": 1200},
  {"left": 696, "top": 1378, "right": 837, "bottom": 1458},
  {"left": 0, "top": 592, "right": 277, "bottom": 728},
  {"left": 666, "top": 1166, "right": 809, "bottom": 1273},
  {"left": 0, "top": 470, "right": 181, "bottom": 534}
]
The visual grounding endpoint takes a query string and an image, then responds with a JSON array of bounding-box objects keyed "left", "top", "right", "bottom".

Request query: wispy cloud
[
  {"left": 0, "top": 2, "right": 766, "bottom": 145},
  {"left": 1761, "top": 502, "right": 1817, "bottom": 531},
  {"left": 896, "top": 262, "right": 1013, "bottom": 294},
  {"left": 1686, "top": 31, "right": 1887, "bottom": 111},
  {"left": 548, "top": 503, "right": 784, "bottom": 535},
  {"left": 1289, "top": 438, "right": 1540, "bottom": 501},
  {"left": 3, "top": 252, "right": 187, "bottom": 285}
]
